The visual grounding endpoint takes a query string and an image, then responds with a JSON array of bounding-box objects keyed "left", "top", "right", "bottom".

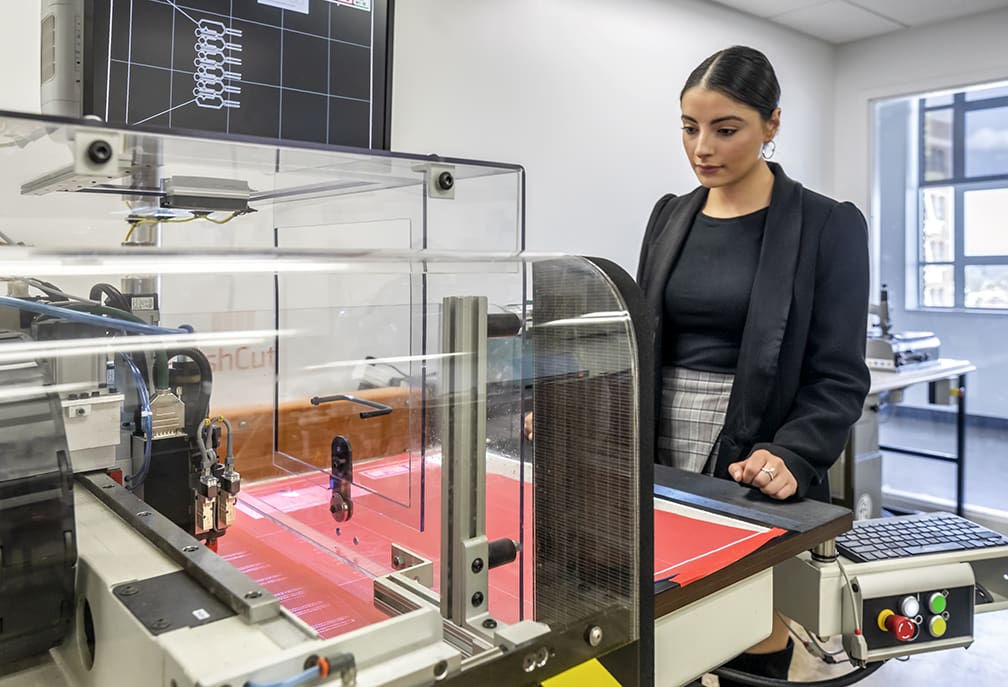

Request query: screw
[
  {"left": 244, "top": 590, "right": 263, "bottom": 599},
  {"left": 136, "top": 511, "right": 152, "bottom": 517},
  {"left": 392, "top": 555, "right": 403, "bottom": 568},
  {"left": 437, "top": 170, "right": 454, "bottom": 191},
  {"left": 471, "top": 558, "right": 484, "bottom": 573},
  {"left": 151, "top": 617, "right": 171, "bottom": 631},
  {"left": 86, "top": 140, "right": 113, "bottom": 164},
  {"left": 585, "top": 625, "right": 603, "bottom": 647},
  {"left": 182, "top": 545, "right": 198, "bottom": 553},
  {"left": 482, "top": 618, "right": 498, "bottom": 629},
  {"left": 471, "top": 591, "right": 484, "bottom": 607},
  {"left": 433, "top": 660, "right": 448, "bottom": 679},
  {"left": 117, "top": 584, "right": 139, "bottom": 597},
  {"left": 522, "top": 653, "right": 537, "bottom": 673},
  {"left": 75, "top": 407, "right": 87, "bottom": 416}
]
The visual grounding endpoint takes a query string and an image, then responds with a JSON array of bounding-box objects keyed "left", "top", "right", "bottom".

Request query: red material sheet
[
  {"left": 218, "top": 456, "right": 787, "bottom": 640},
  {"left": 654, "top": 509, "right": 786, "bottom": 587},
  {"left": 217, "top": 456, "right": 534, "bottom": 638}
]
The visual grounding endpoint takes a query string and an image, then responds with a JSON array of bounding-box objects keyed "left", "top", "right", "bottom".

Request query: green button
[{"left": 929, "top": 592, "right": 947, "bottom": 614}]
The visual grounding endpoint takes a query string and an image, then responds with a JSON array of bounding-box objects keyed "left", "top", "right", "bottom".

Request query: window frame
[{"left": 917, "top": 91, "right": 1008, "bottom": 311}]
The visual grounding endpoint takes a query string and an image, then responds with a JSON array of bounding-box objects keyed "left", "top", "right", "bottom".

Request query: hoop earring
[{"left": 761, "top": 140, "right": 776, "bottom": 160}]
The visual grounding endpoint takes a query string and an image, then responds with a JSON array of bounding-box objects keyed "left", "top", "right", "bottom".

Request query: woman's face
[{"left": 680, "top": 86, "right": 779, "bottom": 189}]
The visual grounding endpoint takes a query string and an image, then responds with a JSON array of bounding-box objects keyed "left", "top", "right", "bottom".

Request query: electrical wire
[
  {"left": 244, "top": 665, "right": 320, "bottom": 687},
  {"left": 122, "top": 353, "right": 153, "bottom": 490},
  {"left": 0, "top": 277, "right": 93, "bottom": 303},
  {"left": 89, "top": 283, "right": 132, "bottom": 312},
  {"left": 0, "top": 295, "right": 185, "bottom": 335},
  {"left": 713, "top": 660, "right": 885, "bottom": 687},
  {"left": 123, "top": 210, "right": 247, "bottom": 241},
  {"left": 836, "top": 557, "right": 863, "bottom": 635}
]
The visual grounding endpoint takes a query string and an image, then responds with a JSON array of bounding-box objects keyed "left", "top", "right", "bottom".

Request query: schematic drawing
[{"left": 194, "top": 19, "right": 243, "bottom": 110}]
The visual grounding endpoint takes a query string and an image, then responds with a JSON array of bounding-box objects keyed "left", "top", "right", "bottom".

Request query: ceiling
[{"left": 708, "top": 0, "right": 1008, "bottom": 44}]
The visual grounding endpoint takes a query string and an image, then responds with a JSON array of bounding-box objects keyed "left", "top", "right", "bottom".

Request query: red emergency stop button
[{"left": 877, "top": 609, "right": 916, "bottom": 641}]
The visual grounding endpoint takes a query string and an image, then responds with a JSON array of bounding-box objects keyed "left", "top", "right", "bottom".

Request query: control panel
[{"left": 843, "top": 561, "right": 974, "bottom": 663}]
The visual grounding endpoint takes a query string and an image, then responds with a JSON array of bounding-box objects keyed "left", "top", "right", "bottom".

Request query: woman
[{"left": 637, "top": 46, "right": 870, "bottom": 682}]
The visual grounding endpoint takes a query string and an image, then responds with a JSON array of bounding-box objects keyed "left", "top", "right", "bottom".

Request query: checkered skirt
[{"left": 657, "top": 366, "right": 734, "bottom": 473}]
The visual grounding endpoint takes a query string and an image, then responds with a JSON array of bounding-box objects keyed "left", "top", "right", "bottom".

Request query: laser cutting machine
[{"left": 0, "top": 110, "right": 654, "bottom": 687}]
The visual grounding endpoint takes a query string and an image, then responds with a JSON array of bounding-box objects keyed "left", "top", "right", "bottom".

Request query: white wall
[
  {"left": 391, "top": 0, "right": 836, "bottom": 274},
  {"left": 0, "top": 1, "right": 42, "bottom": 113}
]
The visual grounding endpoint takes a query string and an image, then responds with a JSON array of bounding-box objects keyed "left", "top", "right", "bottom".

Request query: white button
[{"left": 900, "top": 595, "right": 921, "bottom": 618}]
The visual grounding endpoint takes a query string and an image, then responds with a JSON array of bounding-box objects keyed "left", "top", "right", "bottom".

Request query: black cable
[
  {"left": 165, "top": 348, "right": 213, "bottom": 437},
  {"left": 714, "top": 660, "right": 886, "bottom": 687},
  {"left": 89, "top": 283, "right": 132, "bottom": 312}
]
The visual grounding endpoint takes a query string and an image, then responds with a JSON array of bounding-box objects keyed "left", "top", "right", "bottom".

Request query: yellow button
[{"left": 929, "top": 616, "right": 948, "bottom": 638}]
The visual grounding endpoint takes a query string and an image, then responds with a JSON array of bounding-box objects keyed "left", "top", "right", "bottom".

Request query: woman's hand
[
  {"left": 524, "top": 412, "right": 533, "bottom": 441},
  {"left": 727, "top": 449, "right": 797, "bottom": 500}
]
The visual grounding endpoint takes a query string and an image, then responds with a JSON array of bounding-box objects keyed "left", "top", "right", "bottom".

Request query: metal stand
[{"left": 880, "top": 373, "right": 968, "bottom": 516}]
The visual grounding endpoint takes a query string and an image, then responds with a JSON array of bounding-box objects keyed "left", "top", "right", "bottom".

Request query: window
[{"left": 917, "top": 83, "right": 1008, "bottom": 310}]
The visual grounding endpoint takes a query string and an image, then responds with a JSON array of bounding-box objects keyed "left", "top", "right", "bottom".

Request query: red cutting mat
[
  {"left": 217, "top": 455, "right": 535, "bottom": 638},
  {"left": 218, "top": 456, "right": 786, "bottom": 639},
  {"left": 654, "top": 508, "right": 786, "bottom": 586}
]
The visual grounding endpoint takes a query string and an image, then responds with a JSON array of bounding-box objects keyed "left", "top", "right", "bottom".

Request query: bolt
[
  {"left": 471, "top": 558, "right": 484, "bottom": 573},
  {"left": 586, "top": 625, "right": 603, "bottom": 647},
  {"left": 482, "top": 618, "right": 498, "bottom": 629},
  {"left": 522, "top": 653, "right": 537, "bottom": 673},
  {"left": 437, "top": 170, "right": 454, "bottom": 191},
  {"left": 75, "top": 407, "right": 87, "bottom": 416},
  {"left": 471, "top": 591, "right": 484, "bottom": 607},
  {"left": 86, "top": 140, "right": 113, "bottom": 164},
  {"left": 433, "top": 660, "right": 448, "bottom": 679}
]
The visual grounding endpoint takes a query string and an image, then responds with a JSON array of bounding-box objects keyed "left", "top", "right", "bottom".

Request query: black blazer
[{"left": 637, "top": 162, "right": 870, "bottom": 501}]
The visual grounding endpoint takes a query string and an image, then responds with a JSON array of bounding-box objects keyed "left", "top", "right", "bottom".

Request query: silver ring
[{"left": 760, "top": 466, "right": 776, "bottom": 479}]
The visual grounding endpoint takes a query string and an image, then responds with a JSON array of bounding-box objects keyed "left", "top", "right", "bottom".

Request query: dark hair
[{"left": 680, "top": 46, "right": 780, "bottom": 121}]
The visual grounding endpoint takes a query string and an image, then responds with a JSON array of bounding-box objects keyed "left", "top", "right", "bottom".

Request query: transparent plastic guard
[{"left": 0, "top": 111, "right": 641, "bottom": 661}]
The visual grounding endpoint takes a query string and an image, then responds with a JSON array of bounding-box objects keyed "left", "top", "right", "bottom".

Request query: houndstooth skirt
[{"left": 657, "top": 366, "right": 734, "bottom": 474}]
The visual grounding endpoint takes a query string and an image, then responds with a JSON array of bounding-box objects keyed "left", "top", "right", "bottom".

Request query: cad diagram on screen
[{"left": 99, "top": 0, "right": 377, "bottom": 147}]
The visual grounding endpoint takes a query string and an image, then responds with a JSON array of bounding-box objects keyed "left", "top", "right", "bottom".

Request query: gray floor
[{"left": 879, "top": 410, "right": 1008, "bottom": 517}]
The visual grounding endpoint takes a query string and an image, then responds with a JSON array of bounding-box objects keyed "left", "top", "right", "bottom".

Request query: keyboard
[{"left": 836, "top": 512, "right": 1008, "bottom": 563}]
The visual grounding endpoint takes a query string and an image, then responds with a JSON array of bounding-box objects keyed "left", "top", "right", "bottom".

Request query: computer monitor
[{"left": 41, "top": 0, "right": 393, "bottom": 149}]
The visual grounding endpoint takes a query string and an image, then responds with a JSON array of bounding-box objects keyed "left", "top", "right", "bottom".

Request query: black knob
[
  {"left": 436, "top": 170, "right": 454, "bottom": 191},
  {"left": 87, "top": 140, "right": 113, "bottom": 164}
]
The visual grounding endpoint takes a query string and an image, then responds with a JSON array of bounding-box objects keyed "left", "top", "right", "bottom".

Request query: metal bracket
[{"left": 413, "top": 162, "right": 456, "bottom": 200}]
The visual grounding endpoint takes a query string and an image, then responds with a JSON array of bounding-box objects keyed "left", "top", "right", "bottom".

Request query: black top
[
  {"left": 663, "top": 208, "right": 767, "bottom": 373},
  {"left": 637, "top": 163, "right": 871, "bottom": 501}
]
